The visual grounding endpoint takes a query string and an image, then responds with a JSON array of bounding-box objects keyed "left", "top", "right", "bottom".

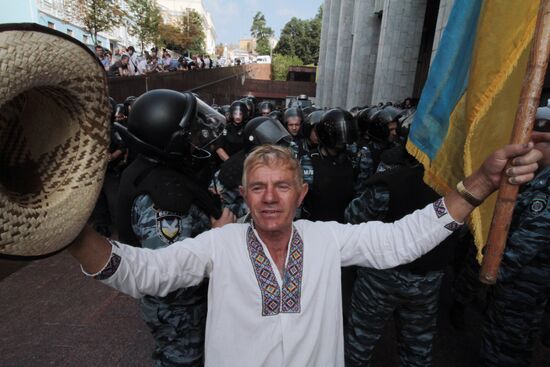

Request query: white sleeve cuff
[
  {"left": 80, "top": 239, "right": 122, "bottom": 280},
  {"left": 435, "top": 197, "right": 464, "bottom": 231}
]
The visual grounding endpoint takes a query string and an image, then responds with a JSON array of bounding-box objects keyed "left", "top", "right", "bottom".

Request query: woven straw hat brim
[{"left": 0, "top": 24, "right": 110, "bottom": 256}]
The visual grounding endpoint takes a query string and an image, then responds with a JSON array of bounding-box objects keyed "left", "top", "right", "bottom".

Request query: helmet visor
[
  {"left": 332, "top": 119, "right": 358, "bottom": 146},
  {"left": 193, "top": 97, "right": 227, "bottom": 149},
  {"left": 254, "top": 119, "right": 292, "bottom": 147}
]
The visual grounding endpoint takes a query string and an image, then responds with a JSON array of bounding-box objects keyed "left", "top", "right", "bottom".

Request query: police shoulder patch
[
  {"left": 156, "top": 210, "right": 183, "bottom": 244},
  {"left": 529, "top": 195, "right": 548, "bottom": 216}
]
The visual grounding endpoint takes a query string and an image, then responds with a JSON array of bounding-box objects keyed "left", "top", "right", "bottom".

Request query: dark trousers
[{"left": 345, "top": 267, "right": 444, "bottom": 367}]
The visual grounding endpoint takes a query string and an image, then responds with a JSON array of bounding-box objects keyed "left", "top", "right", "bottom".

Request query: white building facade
[{"left": 0, "top": 0, "right": 142, "bottom": 51}]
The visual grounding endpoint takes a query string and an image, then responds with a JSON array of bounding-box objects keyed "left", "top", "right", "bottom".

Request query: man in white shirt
[
  {"left": 126, "top": 46, "right": 139, "bottom": 75},
  {"left": 69, "top": 143, "right": 541, "bottom": 367}
]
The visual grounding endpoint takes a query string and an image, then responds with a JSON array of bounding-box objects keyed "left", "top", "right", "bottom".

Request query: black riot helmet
[
  {"left": 399, "top": 110, "right": 415, "bottom": 141},
  {"left": 356, "top": 106, "right": 380, "bottom": 133},
  {"left": 115, "top": 89, "right": 225, "bottom": 163},
  {"left": 349, "top": 106, "right": 362, "bottom": 117},
  {"left": 240, "top": 98, "right": 255, "bottom": 118},
  {"left": 268, "top": 110, "right": 284, "bottom": 124},
  {"left": 243, "top": 117, "right": 293, "bottom": 153},
  {"left": 302, "top": 106, "right": 317, "bottom": 116},
  {"left": 220, "top": 105, "right": 231, "bottom": 121},
  {"left": 302, "top": 110, "right": 323, "bottom": 139},
  {"left": 535, "top": 105, "right": 550, "bottom": 132},
  {"left": 245, "top": 95, "right": 257, "bottom": 108},
  {"left": 258, "top": 101, "right": 275, "bottom": 116},
  {"left": 230, "top": 100, "right": 249, "bottom": 124},
  {"left": 284, "top": 107, "right": 304, "bottom": 124},
  {"left": 316, "top": 109, "right": 358, "bottom": 149},
  {"left": 124, "top": 95, "right": 137, "bottom": 107},
  {"left": 368, "top": 106, "right": 404, "bottom": 141}
]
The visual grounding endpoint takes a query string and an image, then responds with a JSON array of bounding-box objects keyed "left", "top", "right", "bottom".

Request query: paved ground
[
  {"left": 0, "top": 253, "right": 153, "bottom": 367},
  {"left": 1, "top": 253, "right": 549, "bottom": 366}
]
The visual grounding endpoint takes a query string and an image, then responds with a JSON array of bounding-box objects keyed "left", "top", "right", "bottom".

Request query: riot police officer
[
  {"left": 89, "top": 98, "right": 127, "bottom": 237},
  {"left": 124, "top": 95, "right": 137, "bottom": 114},
  {"left": 300, "top": 108, "right": 357, "bottom": 222},
  {"left": 219, "top": 104, "right": 231, "bottom": 122},
  {"left": 241, "top": 97, "right": 256, "bottom": 118},
  {"left": 284, "top": 107, "right": 304, "bottom": 142},
  {"left": 344, "top": 145, "right": 460, "bottom": 367},
  {"left": 214, "top": 100, "right": 249, "bottom": 162},
  {"left": 115, "top": 89, "right": 231, "bottom": 367},
  {"left": 355, "top": 106, "right": 403, "bottom": 193},
  {"left": 297, "top": 110, "right": 322, "bottom": 159},
  {"left": 258, "top": 101, "right": 275, "bottom": 116},
  {"left": 268, "top": 109, "right": 284, "bottom": 124},
  {"left": 477, "top": 110, "right": 550, "bottom": 367}
]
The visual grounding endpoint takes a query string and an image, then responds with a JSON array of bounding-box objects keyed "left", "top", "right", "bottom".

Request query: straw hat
[{"left": 0, "top": 24, "right": 111, "bottom": 256}]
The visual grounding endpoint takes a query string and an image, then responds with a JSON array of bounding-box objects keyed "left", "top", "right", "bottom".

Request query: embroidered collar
[{"left": 246, "top": 224, "right": 304, "bottom": 316}]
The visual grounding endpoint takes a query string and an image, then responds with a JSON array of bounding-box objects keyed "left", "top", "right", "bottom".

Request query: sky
[{"left": 205, "top": 0, "right": 323, "bottom": 45}]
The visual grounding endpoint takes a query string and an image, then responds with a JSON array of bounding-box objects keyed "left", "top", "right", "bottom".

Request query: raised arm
[
  {"left": 335, "top": 143, "right": 541, "bottom": 268},
  {"left": 68, "top": 209, "right": 235, "bottom": 298},
  {"left": 68, "top": 226, "right": 213, "bottom": 298},
  {"left": 443, "top": 143, "right": 540, "bottom": 222}
]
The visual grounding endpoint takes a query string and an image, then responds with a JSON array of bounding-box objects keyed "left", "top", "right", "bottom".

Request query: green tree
[
  {"left": 271, "top": 53, "right": 303, "bottom": 81},
  {"left": 158, "top": 23, "right": 187, "bottom": 54},
  {"left": 250, "top": 11, "right": 274, "bottom": 55},
  {"left": 181, "top": 9, "right": 206, "bottom": 55},
  {"left": 73, "top": 0, "right": 124, "bottom": 46},
  {"left": 157, "top": 10, "right": 206, "bottom": 56},
  {"left": 127, "top": 0, "right": 162, "bottom": 53},
  {"left": 305, "top": 6, "right": 323, "bottom": 64},
  {"left": 273, "top": 7, "right": 323, "bottom": 65},
  {"left": 273, "top": 17, "right": 306, "bottom": 59}
]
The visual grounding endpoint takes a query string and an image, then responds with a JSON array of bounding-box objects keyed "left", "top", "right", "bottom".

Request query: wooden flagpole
[{"left": 479, "top": 0, "right": 550, "bottom": 284}]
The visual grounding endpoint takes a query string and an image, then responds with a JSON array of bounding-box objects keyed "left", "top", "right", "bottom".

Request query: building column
[
  {"left": 370, "top": 0, "right": 428, "bottom": 104},
  {"left": 315, "top": 0, "right": 332, "bottom": 107},
  {"left": 346, "top": 0, "right": 381, "bottom": 109},
  {"left": 320, "top": 0, "right": 341, "bottom": 107},
  {"left": 430, "top": 0, "right": 455, "bottom": 64},
  {"left": 330, "top": 0, "right": 355, "bottom": 109}
]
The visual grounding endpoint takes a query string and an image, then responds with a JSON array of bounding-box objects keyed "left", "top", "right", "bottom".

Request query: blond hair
[{"left": 242, "top": 144, "right": 304, "bottom": 188}]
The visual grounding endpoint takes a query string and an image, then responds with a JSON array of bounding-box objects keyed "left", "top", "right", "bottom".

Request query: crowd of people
[
  {"left": 95, "top": 45, "right": 218, "bottom": 78},
  {"left": 83, "top": 90, "right": 550, "bottom": 367}
]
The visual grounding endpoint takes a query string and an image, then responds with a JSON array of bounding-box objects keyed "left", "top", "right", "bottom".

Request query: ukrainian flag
[{"left": 406, "top": 0, "right": 540, "bottom": 261}]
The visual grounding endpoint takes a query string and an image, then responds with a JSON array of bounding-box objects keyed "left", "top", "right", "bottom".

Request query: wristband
[{"left": 456, "top": 180, "right": 483, "bottom": 207}]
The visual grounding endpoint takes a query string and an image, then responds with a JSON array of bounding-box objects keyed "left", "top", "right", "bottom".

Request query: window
[
  {"left": 47, "top": 21, "right": 55, "bottom": 29},
  {"left": 66, "top": 29, "right": 73, "bottom": 36}
]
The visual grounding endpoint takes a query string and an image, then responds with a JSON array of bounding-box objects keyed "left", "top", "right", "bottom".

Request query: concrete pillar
[
  {"left": 315, "top": 0, "right": 332, "bottom": 107},
  {"left": 430, "top": 0, "right": 455, "bottom": 64},
  {"left": 320, "top": 0, "right": 341, "bottom": 107},
  {"left": 346, "top": 0, "right": 381, "bottom": 109},
  {"left": 330, "top": 0, "right": 355, "bottom": 108},
  {"left": 370, "top": 0, "right": 427, "bottom": 104}
]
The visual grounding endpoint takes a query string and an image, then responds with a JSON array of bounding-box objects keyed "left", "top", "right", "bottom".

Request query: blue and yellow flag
[{"left": 406, "top": 0, "right": 540, "bottom": 260}]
